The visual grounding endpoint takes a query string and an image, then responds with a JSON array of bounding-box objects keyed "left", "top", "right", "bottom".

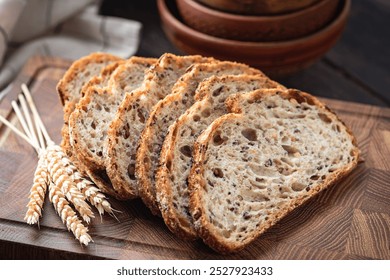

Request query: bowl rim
[
  {"left": 158, "top": 0, "right": 350, "bottom": 47},
  {"left": 179, "top": 0, "right": 336, "bottom": 21}
]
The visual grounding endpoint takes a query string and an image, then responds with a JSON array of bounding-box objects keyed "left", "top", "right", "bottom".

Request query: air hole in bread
[
  {"left": 328, "top": 167, "right": 337, "bottom": 172},
  {"left": 212, "top": 86, "right": 223, "bottom": 97},
  {"left": 332, "top": 124, "right": 341, "bottom": 133},
  {"left": 239, "top": 226, "right": 248, "bottom": 232},
  {"left": 123, "top": 124, "right": 130, "bottom": 139},
  {"left": 201, "top": 109, "right": 211, "bottom": 118},
  {"left": 213, "top": 133, "right": 225, "bottom": 146},
  {"left": 243, "top": 212, "right": 251, "bottom": 220},
  {"left": 97, "top": 151, "right": 103, "bottom": 157},
  {"left": 241, "top": 128, "right": 257, "bottom": 141},
  {"left": 90, "top": 121, "right": 96, "bottom": 130},
  {"left": 318, "top": 112, "right": 332, "bottom": 124},
  {"left": 310, "top": 175, "right": 320, "bottom": 180},
  {"left": 193, "top": 115, "right": 200, "bottom": 122},
  {"left": 179, "top": 145, "right": 192, "bottom": 158},
  {"left": 212, "top": 168, "right": 224, "bottom": 178},
  {"left": 95, "top": 103, "right": 102, "bottom": 111},
  {"left": 137, "top": 109, "right": 145, "bottom": 123},
  {"left": 127, "top": 163, "right": 136, "bottom": 180},
  {"left": 292, "top": 182, "right": 306, "bottom": 192},
  {"left": 165, "top": 158, "right": 172, "bottom": 171}
]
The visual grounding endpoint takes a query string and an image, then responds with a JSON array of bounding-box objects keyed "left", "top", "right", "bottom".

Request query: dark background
[{"left": 100, "top": 0, "right": 389, "bottom": 107}]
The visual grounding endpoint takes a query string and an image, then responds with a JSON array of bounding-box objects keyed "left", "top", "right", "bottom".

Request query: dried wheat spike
[
  {"left": 45, "top": 144, "right": 95, "bottom": 223},
  {"left": 24, "top": 154, "right": 49, "bottom": 225},
  {"left": 49, "top": 182, "right": 93, "bottom": 245},
  {"left": 59, "top": 154, "right": 114, "bottom": 216},
  {"left": 71, "top": 171, "right": 114, "bottom": 216}
]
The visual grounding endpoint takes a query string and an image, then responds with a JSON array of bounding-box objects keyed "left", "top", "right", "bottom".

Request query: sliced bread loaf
[
  {"left": 57, "top": 53, "right": 123, "bottom": 175},
  {"left": 69, "top": 57, "right": 157, "bottom": 199},
  {"left": 106, "top": 54, "right": 215, "bottom": 199},
  {"left": 189, "top": 88, "right": 360, "bottom": 253},
  {"left": 156, "top": 75, "right": 283, "bottom": 239},
  {"left": 136, "top": 61, "right": 264, "bottom": 216}
]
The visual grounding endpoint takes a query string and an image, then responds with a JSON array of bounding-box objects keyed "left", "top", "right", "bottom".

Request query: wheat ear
[
  {"left": 65, "top": 164, "right": 114, "bottom": 216},
  {"left": 45, "top": 144, "right": 95, "bottom": 223},
  {"left": 24, "top": 154, "right": 49, "bottom": 225},
  {"left": 48, "top": 182, "right": 92, "bottom": 245},
  {"left": 52, "top": 145, "right": 114, "bottom": 216}
]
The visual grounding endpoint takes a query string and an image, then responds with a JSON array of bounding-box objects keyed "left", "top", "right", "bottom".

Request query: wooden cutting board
[{"left": 0, "top": 56, "right": 389, "bottom": 260}]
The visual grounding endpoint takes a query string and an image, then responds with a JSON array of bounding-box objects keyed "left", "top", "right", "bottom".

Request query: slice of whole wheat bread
[
  {"left": 189, "top": 88, "right": 360, "bottom": 253},
  {"left": 156, "top": 75, "right": 284, "bottom": 239},
  {"left": 106, "top": 54, "right": 215, "bottom": 199},
  {"left": 136, "top": 61, "right": 264, "bottom": 216},
  {"left": 57, "top": 53, "right": 123, "bottom": 176},
  {"left": 67, "top": 61, "right": 125, "bottom": 196},
  {"left": 57, "top": 52, "right": 122, "bottom": 107},
  {"left": 68, "top": 57, "right": 156, "bottom": 199}
]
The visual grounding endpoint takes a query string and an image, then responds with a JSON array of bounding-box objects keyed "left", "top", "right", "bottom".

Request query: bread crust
[
  {"left": 189, "top": 89, "right": 360, "bottom": 253},
  {"left": 136, "top": 61, "right": 262, "bottom": 216}
]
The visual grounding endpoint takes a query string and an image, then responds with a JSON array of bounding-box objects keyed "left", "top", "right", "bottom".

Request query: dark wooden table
[
  {"left": 100, "top": 0, "right": 390, "bottom": 108},
  {"left": 0, "top": 0, "right": 389, "bottom": 260}
]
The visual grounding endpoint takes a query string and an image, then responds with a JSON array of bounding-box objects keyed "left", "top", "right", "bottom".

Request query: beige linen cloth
[{"left": 0, "top": 0, "right": 141, "bottom": 96}]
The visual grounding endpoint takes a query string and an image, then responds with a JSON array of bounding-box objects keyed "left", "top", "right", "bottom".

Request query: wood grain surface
[{"left": 0, "top": 56, "right": 389, "bottom": 260}]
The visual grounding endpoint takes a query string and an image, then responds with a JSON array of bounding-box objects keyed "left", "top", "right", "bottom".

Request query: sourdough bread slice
[
  {"left": 58, "top": 53, "right": 123, "bottom": 176},
  {"left": 106, "top": 54, "right": 215, "bottom": 199},
  {"left": 136, "top": 61, "right": 264, "bottom": 216},
  {"left": 156, "top": 75, "right": 283, "bottom": 239},
  {"left": 69, "top": 57, "right": 156, "bottom": 199},
  {"left": 189, "top": 88, "right": 360, "bottom": 253}
]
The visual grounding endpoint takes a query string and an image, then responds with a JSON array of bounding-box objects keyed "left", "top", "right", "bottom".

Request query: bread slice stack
[{"left": 57, "top": 52, "right": 360, "bottom": 254}]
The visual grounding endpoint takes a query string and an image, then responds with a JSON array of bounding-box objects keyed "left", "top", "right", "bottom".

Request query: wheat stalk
[
  {"left": 64, "top": 161, "right": 114, "bottom": 216},
  {"left": 24, "top": 154, "right": 49, "bottom": 225},
  {"left": 48, "top": 181, "right": 93, "bottom": 245},
  {"left": 45, "top": 144, "right": 95, "bottom": 223}
]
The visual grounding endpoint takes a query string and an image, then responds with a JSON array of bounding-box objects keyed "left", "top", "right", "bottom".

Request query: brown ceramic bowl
[
  {"left": 177, "top": 0, "right": 340, "bottom": 42},
  {"left": 158, "top": 0, "right": 350, "bottom": 76},
  {"left": 197, "top": 0, "right": 322, "bottom": 15}
]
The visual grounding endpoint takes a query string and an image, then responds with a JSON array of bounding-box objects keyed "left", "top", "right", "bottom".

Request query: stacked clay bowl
[{"left": 157, "top": 0, "right": 351, "bottom": 76}]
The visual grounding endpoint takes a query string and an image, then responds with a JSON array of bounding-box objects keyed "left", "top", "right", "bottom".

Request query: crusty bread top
[
  {"left": 57, "top": 52, "right": 122, "bottom": 108},
  {"left": 189, "top": 88, "right": 360, "bottom": 253},
  {"left": 68, "top": 57, "right": 157, "bottom": 199},
  {"left": 156, "top": 74, "right": 283, "bottom": 240},
  {"left": 106, "top": 54, "right": 215, "bottom": 199},
  {"left": 136, "top": 61, "right": 263, "bottom": 216}
]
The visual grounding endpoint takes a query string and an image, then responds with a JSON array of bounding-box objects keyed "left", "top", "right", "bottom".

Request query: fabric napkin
[{"left": 0, "top": 0, "right": 141, "bottom": 92}]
